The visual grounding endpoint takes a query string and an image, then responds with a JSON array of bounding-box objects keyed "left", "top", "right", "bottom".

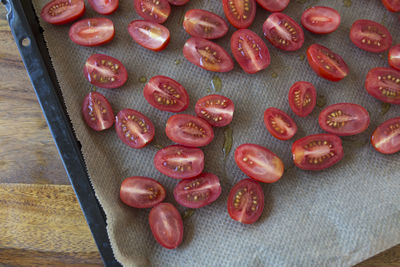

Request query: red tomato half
[
  {"left": 350, "top": 20, "right": 392, "bottom": 53},
  {"left": 307, "top": 44, "right": 349, "bottom": 82},
  {"left": 231, "top": 29, "right": 271, "bottom": 74},
  {"left": 120, "top": 176, "right": 166, "bottom": 208},
  {"left": 288, "top": 81, "right": 316, "bottom": 117},
  {"left": 154, "top": 145, "right": 204, "bottom": 179},
  {"left": 115, "top": 109, "right": 155, "bottom": 149},
  {"left": 134, "top": 0, "right": 171, "bottom": 24},
  {"left": 318, "top": 103, "right": 370, "bottom": 136},
  {"left": 227, "top": 179, "right": 264, "bottom": 224},
  {"left": 40, "top": 0, "right": 85, "bottom": 25},
  {"left": 69, "top": 18, "right": 114, "bottom": 46},
  {"left": 371, "top": 117, "right": 400, "bottom": 154},
  {"left": 381, "top": 0, "right": 400, "bottom": 12},
  {"left": 389, "top": 45, "right": 400, "bottom": 71},
  {"left": 365, "top": 67, "right": 400, "bottom": 104},
  {"left": 183, "top": 37, "right": 234, "bottom": 72},
  {"left": 264, "top": 107, "right": 297, "bottom": 140},
  {"left": 263, "top": 13, "right": 304, "bottom": 51},
  {"left": 144, "top": 76, "right": 189, "bottom": 112},
  {"left": 301, "top": 6, "right": 340, "bottom": 34},
  {"left": 195, "top": 94, "right": 234, "bottom": 127},
  {"left": 82, "top": 92, "right": 114, "bottom": 131},
  {"left": 128, "top": 20, "right": 170, "bottom": 52},
  {"left": 165, "top": 114, "right": 214, "bottom": 147},
  {"left": 256, "top": 0, "right": 289, "bottom": 12},
  {"left": 183, "top": 9, "right": 229, "bottom": 40},
  {"left": 84, "top": 54, "right": 128, "bottom": 89},
  {"left": 88, "top": 0, "right": 118, "bottom": 15},
  {"left": 292, "top": 134, "right": 343, "bottom": 171},
  {"left": 173, "top": 173, "right": 221, "bottom": 208},
  {"left": 222, "top": 0, "right": 256, "bottom": 29},
  {"left": 149, "top": 203, "right": 183, "bottom": 249},
  {"left": 168, "top": 0, "right": 189, "bottom": 5},
  {"left": 234, "top": 144, "right": 284, "bottom": 183}
]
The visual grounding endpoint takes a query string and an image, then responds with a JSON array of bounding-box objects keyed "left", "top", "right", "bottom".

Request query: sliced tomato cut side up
[
  {"left": 350, "top": 20, "right": 392, "bottom": 53},
  {"left": 371, "top": 117, "right": 400, "bottom": 154},
  {"left": 389, "top": 45, "right": 400, "bottom": 71},
  {"left": 183, "top": 9, "right": 229, "bottom": 40},
  {"left": 195, "top": 94, "right": 234, "bottom": 127},
  {"left": 128, "top": 20, "right": 170, "bottom": 51},
  {"left": 120, "top": 176, "right": 166, "bottom": 208},
  {"left": 263, "top": 107, "right": 297, "bottom": 140},
  {"left": 168, "top": 0, "right": 189, "bottom": 5},
  {"left": 41, "top": 0, "right": 85, "bottom": 25},
  {"left": 88, "top": 0, "right": 118, "bottom": 15},
  {"left": 82, "top": 92, "right": 114, "bottom": 131},
  {"left": 381, "top": 0, "right": 400, "bottom": 12},
  {"left": 365, "top": 67, "right": 400, "bottom": 104},
  {"left": 222, "top": 0, "right": 256, "bottom": 29},
  {"left": 134, "top": 0, "right": 171, "bottom": 24},
  {"left": 288, "top": 81, "right": 316, "bottom": 117},
  {"left": 301, "top": 6, "right": 341, "bottom": 34},
  {"left": 256, "top": 0, "right": 289, "bottom": 12},
  {"left": 69, "top": 18, "right": 115, "bottom": 46}
]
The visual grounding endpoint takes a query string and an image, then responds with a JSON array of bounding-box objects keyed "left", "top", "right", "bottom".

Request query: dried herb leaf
[
  {"left": 381, "top": 103, "right": 391, "bottom": 116},
  {"left": 343, "top": 0, "right": 352, "bottom": 7},
  {"left": 211, "top": 75, "right": 222, "bottom": 92},
  {"left": 182, "top": 209, "right": 195, "bottom": 219},
  {"left": 139, "top": 76, "right": 147, "bottom": 83},
  {"left": 316, "top": 94, "right": 327, "bottom": 108},
  {"left": 271, "top": 72, "right": 278, "bottom": 78},
  {"left": 223, "top": 127, "right": 233, "bottom": 159}
]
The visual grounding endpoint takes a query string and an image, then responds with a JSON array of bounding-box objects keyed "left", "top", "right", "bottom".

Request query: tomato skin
[
  {"left": 381, "top": 0, "right": 400, "bottom": 12},
  {"left": 69, "top": 18, "right": 115, "bottom": 47},
  {"left": 82, "top": 92, "right": 114, "bottom": 131},
  {"left": 149, "top": 203, "right": 183, "bottom": 249},
  {"left": 168, "top": 0, "right": 189, "bottom": 5},
  {"left": 371, "top": 117, "right": 400, "bottom": 154},
  {"left": 350, "top": 20, "right": 392, "bottom": 53},
  {"left": 227, "top": 179, "right": 264, "bottom": 224},
  {"left": 195, "top": 95, "right": 234, "bottom": 127},
  {"left": 173, "top": 173, "right": 221, "bottom": 208},
  {"left": 88, "top": 0, "right": 118, "bottom": 15},
  {"left": 222, "top": 0, "right": 256, "bottom": 29},
  {"left": 301, "top": 6, "right": 341, "bottom": 34},
  {"left": 120, "top": 176, "right": 166, "bottom": 208},
  {"left": 365, "top": 67, "right": 400, "bottom": 104},
  {"left": 165, "top": 114, "right": 214, "bottom": 147},
  {"left": 41, "top": 0, "right": 85, "bottom": 25},
  {"left": 134, "top": 0, "right": 171, "bottom": 24},
  {"left": 128, "top": 20, "right": 170, "bottom": 52},
  {"left": 256, "top": 0, "right": 289, "bottom": 12},
  {"left": 288, "top": 81, "right": 316, "bottom": 117},
  {"left": 183, "top": 9, "right": 229, "bottom": 40},
  {"left": 263, "top": 107, "right": 297, "bottom": 140},
  {"left": 388, "top": 45, "right": 400, "bottom": 71}
]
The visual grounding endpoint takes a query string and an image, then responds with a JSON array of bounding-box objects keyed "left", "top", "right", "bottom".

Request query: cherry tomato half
[
  {"left": 41, "top": 0, "right": 85, "bottom": 25},
  {"left": 165, "top": 114, "right": 214, "bottom": 147},
  {"left": 115, "top": 109, "right": 155, "bottom": 149},
  {"left": 168, "top": 0, "right": 189, "bottom": 5},
  {"left": 389, "top": 45, "right": 400, "bottom": 71},
  {"left": 195, "top": 94, "right": 234, "bottom": 127},
  {"left": 88, "top": 0, "right": 118, "bottom": 15},
  {"left": 263, "top": 13, "right": 304, "bottom": 52},
  {"left": 381, "top": 0, "right": 400, "bottom": 12},
  {"left": 227, "top": 178, "right": 264, "bottom": 224},
  {"left": 365, "top": 67, "right": 400, "bottom": 104},
  {"left": 371, "top": 117, "right": 400, "bottom": 154},
  {"left": 264, "top": 107, "right": 297, "bottom": 140},
  {"left": 256, "top": 0, "right": 289, "bottom": 12},
  {"left": 307, "top": 44, "right": 349, "bottom": 82},
  {"left": 154, "top": 145, "right": 204, "bottom": 179},
  {"left": 234, "top": 144, "right": 284, "bottom": 183},
  {"left": 173, "top": 173, "right": 221, "bottom": 208},
  {"left": 292, "top": 134, "right": 343, "bottom": 171},
  {"left": 350, "top": 20, "right": 392, "bottom": 53},
  {"left": 231, "top": 29, "right": 271, "bottom": 74},
  {"left": 222, "top": 0, "right": 256, "bottom": 29},
  {"left": 120, "top": 176, "right": 166, "bottom": 208},
  {"left": 134, "top": 0, "right": 171, "bottom": 24},
  {"left": 318, "top": 103, "right": 370, "bottom": 136},
  {"left": 183, "top": 9, "right": 229, "bottom": 40},
  {"left": 183, "top": 37, "right": 234, "bottom": 72},
  {"left": 149, "top": 203, "right": 183, "bottom": 249},
  {"left": 288, "top": 81, "right": 316, "bottom": 117},
  {"left": 69, "top": 18, "right": 114, "bottom": 46},
  {"left": 144, "top": 76, "right": 189, "bottom": 112},
  {"left": 84, "top": 54, "right": 128, "bottom": 89},
  {"left": 301, "top": 6, "right": 340, "bottom": 34},
  {"left": 82, "top": 92, "right": 114, "bottom": 131},
  {"left": 128, "top": 20, "right": 170, "bottom": 52}
]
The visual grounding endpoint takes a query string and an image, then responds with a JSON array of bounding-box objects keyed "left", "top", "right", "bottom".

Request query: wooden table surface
[{"left": 0, "top": 6, "right": 398, "bottom": 267}]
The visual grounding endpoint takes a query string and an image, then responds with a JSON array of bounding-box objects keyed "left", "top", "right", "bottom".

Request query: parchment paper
[{"left": 32, "top": 0, "right": 400, "bottom": 266}]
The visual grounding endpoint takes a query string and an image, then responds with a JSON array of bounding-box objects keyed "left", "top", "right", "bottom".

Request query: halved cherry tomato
[
  {"left": 120, "top": 176, "right": 166, "bottom": 208},
  {"left": 115, "top": 109, "right": 155, "bottom": 149},
  {"left": 154, "top": 145, "right": 204, "bottom": 179},
  {"left": 371, "top": 117, "right": 400, "bottom": 154},
  {"left": 231, "top": 29, "right": 271, "bottom": 74},
  {"left": 144, "top": 76, "right": 189, "bottom": 112},
  {"left": 195, "top": 95, "right": 234, "bottom": 127},
  {"left": 234, "top": 144, "right": 284, "bottom": 183},
  {"left": 69, "top": 18, "right": 114, "bottom": 46},
  {"left": 40, "top": 0, "right": 85, "bottom": 25},
  {"left": 183, "top": 37, "right": 234, "bottom": 72},
  {"left": 350, "top": 20, "right": 392, "bottom": 53},
  {"left": 88, "top": 0, "right": 118, "bottom": 15},
  {"left": 149, "top": 203, "right": 183, "bottom": 249},
  {"left": 82, "top": 92, "right": 114, "bottom": 131},
  {"left": 318, "top": 103, "right": 370, "bottom": 136},
  {"left": 183, "top": 9, "right": 229, "bottom": 40},
  {"left": 288, "top": 81, "right": 316, "bottom": 117},
  {"left": 264, "top": 108, "right": 297, "bottom": 140},
  {"left": 173, "top": 173, "right": 221, "bottom": 208},
  {"left": 307, "top": 44, "right": 349, "bottom": 82},
  {"left": 381, "top": 0, "right": 400, "bottom": 12},
  {"left": 389, "top": 45, "right": 400, "bottom": 71},
  {"left": 256, "top": 0, "right": 289, "bottom": 12},
  {"left": 128, "top": 20, "right": 170, "bottom": 52},
  {"left": 301, "top": 6, "right": 340, "bottom": 34},
  {"left": 165, "top": 114, "right": 214, "bottom": 147},
  {"left": 134, "top": 0, "right": 171, "bottom": 24},
  {"left": 292, "top": 134, "right": 343, "bottom": 171},
  {"left": 222, "top": 0, "right": 256, "bottom": 29},
  {"left": 263, "top": 13, "right": 304, "bottom": 51},
  {"left": 168, "top": 0, "right": 189, "bottom": 5},
  {"left": 227, "top": 178, "right": 264, "bottom": 224},
  {"left": 365, "top": 67, "right": 400, "bottom": 104},
  {"left": 84, "top": 54, "right": 128, "bottom": 89}
]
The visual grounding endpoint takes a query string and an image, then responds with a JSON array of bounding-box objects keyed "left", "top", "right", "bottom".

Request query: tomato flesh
[
  {"left": 222, "top": 0, "right": 256, "bottom": 29},
  {"left": 168, "top": 0, "right": 189, "bottom": 5},
  {"left": 183, "top": 9, "right": 229, "bottom": 40},
  {"left": 365, "top": 68, "right": 400, "bottom": 104},
  {"left": 174, "top": 173, "right": 221, "bottom": 208},
  {"left": 381, "top": 0, "right": 400, "bottom": 12},
  {"left": 234, "top": 144, "right": 284, "bottom": 183},
  {"left": 227, "top": 179, "right": 264, "bottom": 224},
  {"left": 120, "top": 176, "right": 166, "bottom": 208},
  {"left": 195, "top": 95, "right": 234, "bottom": 127},
  {"left": 128, "top": 20, "right": 170, "bottom": 52},
  {"left": 41, "top": 0, "right": 85, "bottom": 25},
  {"left": 134, "top": 0, "right": 171, "bottom": 24},
  {"left": 264, "top": 107, "right": 297, "bottom": 140},
  {"left": 389, "top": 45, "right": 400, "bottom": 71},
  {"left": 301, "top": 6, "right": 340, "bottom": 34},
  {"left": 82, "top": 92, "right": 114, "bottom": 131},
  {"left": 288, "top": 81, "right": 316, "bottom": 117},
  {"left": 88, "top": 0, "right": 118, "bottom": 15},
  {"left": 256, "top": 0, "right": 289, "bottom": 12},
  {"left": 350, "top": 20, "right": 392, "bottom": 53},
  {"left": 371, "top": 117, "right": 400, "bottom": 154},
  {"left": 69, "top": 18, "right": 114, "bottom": 47}
]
